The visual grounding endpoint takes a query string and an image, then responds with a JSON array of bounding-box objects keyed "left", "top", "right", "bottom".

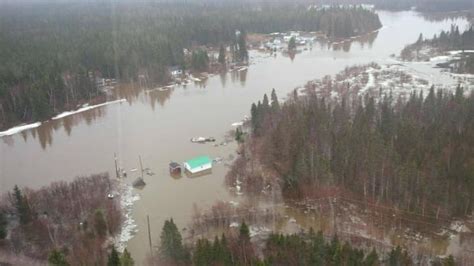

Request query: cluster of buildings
[{"left": 263, "top": 31, "right": 316, "bottom": 51}]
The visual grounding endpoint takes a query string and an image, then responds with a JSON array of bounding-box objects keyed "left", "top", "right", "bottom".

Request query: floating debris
[
  {"left": 190, "top": 137, "right": 216, "bottom": 143},
  {"left": 213, "top": 157, "right": 223, "bottom": 164}
]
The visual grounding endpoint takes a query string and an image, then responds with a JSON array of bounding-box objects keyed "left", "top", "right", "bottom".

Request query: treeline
[
  {"left": 235, "top": 85, "right": 474, "bottom": 218},
  {"left": 152, "top": 218, "right": 456, "bottom": 265},
  {"left": 401, "top": 26, "right": 474, "bottom": 58},
  {"left": 0, "top": 2, "right": 381, "bottom": 129},
  {"left": 315, "top": 0, "right": 473, "bottom": 12},
  {"left": 401, "top": 26, "right": 474, "bottom": 73},
  {"left": 0, "top": 174, "right": 122, "bottom": 265}
]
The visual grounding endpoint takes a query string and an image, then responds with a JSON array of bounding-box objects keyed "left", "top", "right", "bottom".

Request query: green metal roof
[{"left": 186, "top": 156, "right": 211, "bottom": 169}]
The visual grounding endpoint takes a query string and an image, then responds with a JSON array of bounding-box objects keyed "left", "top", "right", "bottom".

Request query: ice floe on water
[
  {"left": 0, "top": 122, "right": 42, "bottom": 137},
  {"left": 113, "top": 181, "right": 140, "bottom": 253},
  {"left": 52, "top": 98, "right": 127, "bottom": 120}
]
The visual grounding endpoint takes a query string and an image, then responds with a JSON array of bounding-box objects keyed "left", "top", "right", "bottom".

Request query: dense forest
[
  {"left": 316, "top": 0, "right": 473, "bottom": 12},
  {"left": 0, "top": 2, "right": 381, "bottom": 130},
  {"left": 146, "top": 218, "right": 456, "bottom": 266},
  {"left": 401, "top": 26, "right": 474, "bottom": 58},
  {"left": 401, "top": 26, "right": 474, "bottom": 73},
  {"left": 228, "top": 85, "right": 474, "bottom": 219},
  {"left": 0, "top": 174, "right": 122, "bottom": 265}
]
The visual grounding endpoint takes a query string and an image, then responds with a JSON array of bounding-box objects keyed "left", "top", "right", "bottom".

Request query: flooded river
[{"left": 0, "top": 11, "right": 470, "bottom": 263}]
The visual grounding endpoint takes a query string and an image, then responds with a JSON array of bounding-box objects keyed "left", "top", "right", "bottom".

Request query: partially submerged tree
[
  {"left": 288, "top": 36, "right": 297, "bottom": 51},
  {"left": 218, "top": 44, "right": 226, "bottom": 65}
]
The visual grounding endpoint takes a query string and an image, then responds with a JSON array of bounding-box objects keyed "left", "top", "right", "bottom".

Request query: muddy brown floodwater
[{"left": 0, "top": 11, "right": 470, "bottom": 263}]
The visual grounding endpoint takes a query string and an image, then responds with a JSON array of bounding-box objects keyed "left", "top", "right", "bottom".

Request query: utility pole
[
  {"left": 147, "top": 215, "right": 153, "bottom": 253},
  {"left": 114, "top": 153, "right": 119, "bottom": 178},
  {"left": 139, "top": 155, "right": 144, "bottom": 180}
]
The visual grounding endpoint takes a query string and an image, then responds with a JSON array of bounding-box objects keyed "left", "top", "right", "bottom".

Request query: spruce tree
[
  {"left": 160, "top": 219, "right": 188, "bottom": 263},
  {"left": 364, "top": 248, "right": 378, "bottom": 266},
  {"left": 12, "top": 185, "right": 31, "bottom": 225},
  {"left": 239, "top": 221, "right": 250, "bottom": 242},
  {"left": 271, "top": 89, "right": 280, "bottom": 111},
  {"left": 0, "top": 211, "right": 6, "bottom": 239},
  {"left": 237, "top": 31, "right": 248, "bottom": 62},
  {"left": 262, "top": 94, "right": 270, "bottom": 110},
  {"left": 218, "top": 45, "right": 226, "bottom": 65},
  {"left": 48, "top": 249, "right": 69, "bottom": 266},
  {"left": 107, "top": 246, "right": 120, "bottom": 266},
  {"left": 120, "top": 249, "right": 134, "bottom": 266},
  {"left": 94, "top": 209, "right": 108, "bottom": 238},
  {"left": 288, "top": 36, "right": 297, "bottom": 51},
  {"left": 251, "top": 103, "right": 258, "bottom": 132}
]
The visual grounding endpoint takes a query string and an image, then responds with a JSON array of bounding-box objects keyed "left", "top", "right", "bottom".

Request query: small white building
[{"left": 183, "top": 156, "right": 212, "bottom": 174}]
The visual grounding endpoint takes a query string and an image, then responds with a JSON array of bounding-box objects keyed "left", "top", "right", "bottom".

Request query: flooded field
[{"left": 0, "top": 11, "right": 471, "bottom": 263}]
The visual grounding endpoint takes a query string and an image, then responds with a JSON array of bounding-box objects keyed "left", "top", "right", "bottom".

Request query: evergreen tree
[
  {"left": 191, "top": 50, "right": 210, "bottom": 71},
  {"left": 48, "top": 249, "right": 69, "bottom": 266},
  {"left": 235, "top": 127, "right": 244, "bottom": 143},
  {"left": 288, "top": 36, "right": 297, "bottom": 51},
  {"left": 218, "top": 44, "right": 226, "bottom": 65},
  {"left": 94, "top": 209, "right": 108, "bottom": 238},
  {"left": 120, "top": 249, "right": 134, "bottom": 266},
  {"left": 237, "top": 30, "right": 248, "bottom": 62},
  {"left": 160, "top": 219, "right": 189, "bottom": 263},
  {"left": 262, "top": 94, "right": 270, "bottom": 110},
  {"left": 417, "top": 33, "right": 423, "bottom": 44},
  {"left": 389, "top": 246, "right": 412, "bottom": 266},
  {"left": 239, "top": 221, "right": 250, "bottom": 242},
  {"left": 443, "top": 255, "right": 455, "bottom": 266},
  {"left": 193, "top": 238, "right": 212, "bottom": 266},
  {"left": 107, "top": 245, "right": 120, "bottom": 266},
  {"left": 12, "top": 185, "right": 31, "bottom": 225},
  {"left": 0, "top": 211, "right": 6, "bottom": 239},
  {"left": 271, "top": 88, "right": 280, "bottom": 111},
  {"left": 220, "top": 234, "right": 233, "bottom": 265},
  {"left": 364, "top": 248, "right": 379, "bottom": 266},
  {"left": 251, "top": 103, "right": 258, "bottom": 132}
]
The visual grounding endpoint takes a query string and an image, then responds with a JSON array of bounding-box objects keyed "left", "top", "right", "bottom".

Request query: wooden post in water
[
  {"left": 139, "top": 155, "right": 144, "bottom": 179},
  {"left": 147, "top": 215, "right": 153, "bottom": 253},
  {"left": 114, "top": 153, "right": 119, "bottom": 179}
]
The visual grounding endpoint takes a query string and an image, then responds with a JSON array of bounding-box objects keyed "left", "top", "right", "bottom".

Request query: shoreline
[{"left": 0, "top": 98, "right": 127, "bottom": 138}]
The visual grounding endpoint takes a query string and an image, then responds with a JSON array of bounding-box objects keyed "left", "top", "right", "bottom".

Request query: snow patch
[
  {"left": 249, "top": 226, "right": 271, "bottom": 237},
  {"left": 52, "top": 99, "right": 126, "bottom": 120},
  {"left": 231, "top": 122, "right": 244, "bottom": 127},
  {"left": 113, "top": 182, "right": 140, "bottom": 252},
  {"left": 0, "top": 122, "right": 42, "bottom": 137}
]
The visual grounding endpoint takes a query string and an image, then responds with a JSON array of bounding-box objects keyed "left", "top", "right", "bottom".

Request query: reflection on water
[
  {"left": 229, "top": 68, "right": 249, "bottom": 87},
  {"left": 3, "top": 106, "right": 108, "bottom": 150}
]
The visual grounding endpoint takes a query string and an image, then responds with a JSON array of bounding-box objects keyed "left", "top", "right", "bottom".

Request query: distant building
[
  {"left": 169, "top": 66, "right": 183, "bottom": 77},
  {"left": 183, "top": 156, "right": 212, "bottom": 174}
]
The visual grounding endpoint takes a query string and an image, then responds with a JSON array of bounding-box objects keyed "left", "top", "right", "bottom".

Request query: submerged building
[{"left": 183, "top": 156, "right": 212, "bottom": 174}]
